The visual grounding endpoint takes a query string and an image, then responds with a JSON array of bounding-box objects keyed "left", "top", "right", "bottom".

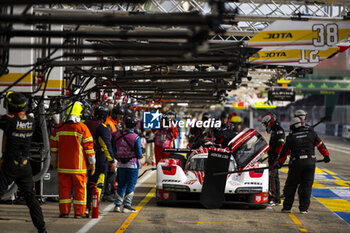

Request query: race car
[{"left": 156, "top": 128, "right": 270, "bottom": 208}]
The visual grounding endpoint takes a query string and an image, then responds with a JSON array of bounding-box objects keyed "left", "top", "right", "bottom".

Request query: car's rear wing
[{"left": 162, "top": 148, "right": 193, "bottom": 153}]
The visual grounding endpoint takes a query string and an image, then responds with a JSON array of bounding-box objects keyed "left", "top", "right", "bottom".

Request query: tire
[{"left": 156, "top": 201, "right": 167, "bottom": 206}]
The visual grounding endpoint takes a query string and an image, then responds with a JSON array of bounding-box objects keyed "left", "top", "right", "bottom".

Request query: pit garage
[{"left": 0, "top": 1, "right": 349, "bottom": 233}]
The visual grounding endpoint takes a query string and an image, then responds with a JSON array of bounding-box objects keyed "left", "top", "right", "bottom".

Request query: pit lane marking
[
  {"left": 326, "top": 145, "right": 350, "bottom": 155},
  {"left": 282, "top": 166, "right": 350, "bottom": 225},
  {"left": 288, "top": 213, "right": 308, "bottom": 232},
  {"left": 115, "top": 186, "right": 156, "bottom": 233},
  {"left": 77, "top": 170, "right": 156, "bottom": 233}
]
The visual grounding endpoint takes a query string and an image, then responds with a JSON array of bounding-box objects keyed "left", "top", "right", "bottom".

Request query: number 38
[{"left": 312, "top": 24, "right": 338, "bottom": 47}]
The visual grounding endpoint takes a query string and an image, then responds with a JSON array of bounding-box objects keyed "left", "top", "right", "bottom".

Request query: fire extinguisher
[{"left": 91, "top": 183, "right": 99, "bottom": 219}]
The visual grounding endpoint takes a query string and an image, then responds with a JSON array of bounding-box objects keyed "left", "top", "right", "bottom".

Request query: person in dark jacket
[
  {"left": 0, "top": 91, "right": 46, "bottom": 233},
  {"left": 261, "top": 112, "right": 285, "bottom": 206},
  {"left": 85, "top": 105, "right": 116, "bottom": 216},
  {"left": 213, "top": 111, "right": 237, "bottom": 148},
  {"left": 112, "top": 112, "right": 143, "bottom": 213},
  {"left": 278, "top": 117, "right": 330, "bottom": 214}
]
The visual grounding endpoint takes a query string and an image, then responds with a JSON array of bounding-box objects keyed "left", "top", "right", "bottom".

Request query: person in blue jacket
[
  {"left": 85, "top": 104, "right": 116, "bottom": 217},
  {"left": 112, "top": 111, "right": 143, "bottom": 213}
]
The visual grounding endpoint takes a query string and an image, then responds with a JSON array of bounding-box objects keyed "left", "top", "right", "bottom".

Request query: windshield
[
  {"left": 187, "top": 156, "right": 236, "bottom": 172},
  {"left": 233, "top": 133, "right": 267, "bottom": 168},
  {"left": 187, "top": 157, "right": 207, "bottom": 171}
]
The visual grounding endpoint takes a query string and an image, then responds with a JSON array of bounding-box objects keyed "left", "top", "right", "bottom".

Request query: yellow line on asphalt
[
  {"left": 115, "top": 186, "right": 156, "bottom": 233},
  {"left": 175, "top": 220, "right": 248, "bottom": 225},
  {"left": 334, "top": 180, "right": 350, "bottom": 187},
  {"left": 288, "top": 213, "right": 308, "bottom": 232},
  {"left": 322, "top": 169, "right": 336, "bottom": 175}
]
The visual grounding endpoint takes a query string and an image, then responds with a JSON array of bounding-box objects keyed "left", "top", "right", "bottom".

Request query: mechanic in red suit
[
  {"left": 261, "top": 112, "right": 285, "bottom": 206},
  {"left": 278, "top": 117, "right": 330, "bottom": 214}
]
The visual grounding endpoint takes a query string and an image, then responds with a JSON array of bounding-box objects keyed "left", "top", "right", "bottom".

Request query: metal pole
[
  {"left": 0, "top": 14, "right": 213, "bottom": 27},
  {"left": 249, "top": 107, "right": 254, "bottom": 128},
  {"left": 0, "top": 0, "right": 146, "bottom": 5},
  {"left": 7, "top": 29, "right": 192, "bottom": 39}
]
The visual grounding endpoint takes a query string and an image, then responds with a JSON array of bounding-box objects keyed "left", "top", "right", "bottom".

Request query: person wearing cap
[
  {"left": 112, "top": 112, "right": 143, "bottom": 213},
  {"left": 213, "top": 111, "right": 237, "bottom": 147},
  {"left": 50, "top": 101, "right": 96, "bottom": 218},
  {"left": 261, "top": 112, "right": 285, "bottom": 206},
  {"left": 277, "top": 117, "right": 330, "bottom": 214},
  {"left": 0, "top": 91, "right": 46, "bottom": 233}
]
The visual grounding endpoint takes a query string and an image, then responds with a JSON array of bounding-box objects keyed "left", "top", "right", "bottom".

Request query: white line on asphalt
[
  {"left": 326, "top": 144, "right": 350, "bottom": 151},
  {"left": 325, "top": 145, "right": 350, "bottom": 155},
  {"left": 77, "top": 170, "right": 156, "bottom": 233}
]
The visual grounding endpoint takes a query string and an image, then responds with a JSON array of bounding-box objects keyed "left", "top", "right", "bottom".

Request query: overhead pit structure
[{"left": 0, "top": 0, "right": 349, "bottom": 108}]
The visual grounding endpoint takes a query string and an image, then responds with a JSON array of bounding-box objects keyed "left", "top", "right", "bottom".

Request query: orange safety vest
[
  {"left": 105, "top": 116, "right": 117, "bottom": 133},
  {"left": 50, "top": 121, "right": 95, "bottom": 174}
]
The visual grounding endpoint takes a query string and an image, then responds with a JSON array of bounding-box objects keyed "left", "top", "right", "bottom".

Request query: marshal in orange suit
[{"left": 50, "top": 101, "right": 96, "bottom": 218}]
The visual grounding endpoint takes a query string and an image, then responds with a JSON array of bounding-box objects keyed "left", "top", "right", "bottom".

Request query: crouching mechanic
[
  {"left": 50, "top": 101, "right": 96, "bottom": 218},
  {"left": 0, "top": 91, "right": 46, "bottom": 233},
  {"left": 85, "top": 105, "right": 116, "bottom": 216},
  {"left": 277, "top": 117, "right": 330, "bottom": 214},
  {"left": 112, "top": 113, "right": 143, "bottom": 213}
]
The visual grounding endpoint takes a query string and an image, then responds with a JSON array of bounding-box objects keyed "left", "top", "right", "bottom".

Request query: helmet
[
  {"left": 202, "top": 112, "right": 211, "bottom": 121},
  {"left": 261, "top": 113, "right": 276, "bottom": 133},
  {"left": 290, "top": 116, "right": 304, "bottom": 130},
  {"left": 124, "top": 113, "right": 138, "bottom": 129},
  {"left": 220, "top": 111, "right": 229, "bottom": 119},
  {"left": 231, "top": 115, "right": 242, "bottom": 123},
  {"left": 124, "top": 108, "right": 135, "bottom": 117},
  {"left": 5, "top": 91, "right": 27, "bottom": 114},
  {"left": 111, "top": 105, "right": 125, "bottom": 120},
  {"left": 94, "top": 104, "right": 109, "bottom": 121},
  {"left": 294, "top": 109, "right": 307, "bottom": 121},
  {"left": 66, "top": 101, "right": 83, "bottom": 122}
]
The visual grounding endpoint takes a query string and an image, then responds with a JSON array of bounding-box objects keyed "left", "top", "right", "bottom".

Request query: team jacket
[
  {"left": 268, "top": 123, "right": 285, "bottom": 157},
  {"left": 213, "top": 123, "right": 237, "bottom": 147},
  {"left": 50, "top": 121, "right": 95, "bottom": 174},
  {"left": 105, "top": 116, "right": 117, "bottom": 134},
  {"left": 279, "top": 126, "right": 329, "bottom": 164},
  {"left": 85, "top": 119, "right": 114, "bottom": 171},
  {"left": 0, "top": 112, "right": 34, "bottom": 160}
]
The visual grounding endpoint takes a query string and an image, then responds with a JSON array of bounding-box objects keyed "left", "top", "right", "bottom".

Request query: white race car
[{"left": 156, "top": 128, "right": 270, "bottom": 208}]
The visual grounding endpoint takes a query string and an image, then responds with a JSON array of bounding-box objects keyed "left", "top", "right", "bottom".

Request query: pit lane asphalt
[{"left": 0, "top": 136, "right": 349, "bottom": 233}]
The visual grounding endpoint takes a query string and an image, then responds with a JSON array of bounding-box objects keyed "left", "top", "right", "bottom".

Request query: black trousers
[
  {"left": 86, "top": 161, "right": 108, "bottom": 211},
  {"left": 0, "top": 160, "right": 46, "bottom": 232},
  {"left": 283, "top": 158, "right": 316, "bottom": 211},
  {"left": 268, "top": 157, "right": 280, "bottom": 203},
  {"left": 104, "top": 170, "right": 116, "bottom": 196}
]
